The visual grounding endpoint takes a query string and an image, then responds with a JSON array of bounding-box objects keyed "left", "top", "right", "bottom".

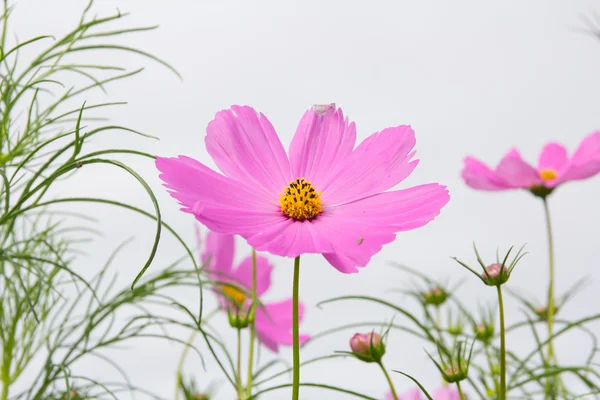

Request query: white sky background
[{"left": 8, "top": 0, "right": 600, "bottom": 399}]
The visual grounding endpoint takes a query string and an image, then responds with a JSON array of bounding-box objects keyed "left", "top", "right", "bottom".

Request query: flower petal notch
[
  {"left": 461, "top": 132, "right": 600, "bottom": 198},
  {"left": 157, "top": 104, "right": 449, "bottom": 273}
]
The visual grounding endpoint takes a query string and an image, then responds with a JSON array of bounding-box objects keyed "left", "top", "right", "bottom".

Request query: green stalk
[
  {"left": 245, "top": 249, "right": 258, "bottom": 398},
  {"left": 497, "top": 285, "right": 506, "bottom": 400},
  {"left": 236, "top": 329, "right": 244, "bottom": 400},
  {"left": 378, "top": 362, "right": 398, "bottom": 400},
  {"left": 456, "top": 381, "right": 466, "bottom": 400},
  {"left": 292, "top": 256, "right": 301, "bottom": 400},
  {"left": 542, "top": 197, "right": 557, "bottom": 398}
]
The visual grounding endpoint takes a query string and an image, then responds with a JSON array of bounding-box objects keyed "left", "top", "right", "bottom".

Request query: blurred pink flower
[
  {"left": 157, "top": 104, "right": 449, "bottom": 273},
  {"left": 462, "top": 132, "right": 600, "bottom": 192},
  {"left": 200, "top": 230, "right": 309, "bottom": 352},
  {"left": 385, "top": 388, "right": 421, "bottom": 399},
  {"left": 384, "top": 386, "right": 460, "bottom": 400}
]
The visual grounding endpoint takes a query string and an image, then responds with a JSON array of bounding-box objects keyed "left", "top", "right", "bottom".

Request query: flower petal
[
  {"left": 561, "top": 131, "right": 600, "bottom": 182},
  {"left": 316, "top": 184, "right": 449, "bottom": 272},
  {"left": 246, "top": 219, "right": 333, "bottom": 258},
  {"left": 462, "top": 156, "right": 511, "bottom": 190},
  {"left": 156, "top": 155, "right": 274, "bottom": 211},
  {"left": 231, "top": 255, "right": 273, "bottom": 296},
  {"left": 255, "top": 299, "right": 310, "bottom": 353},
  {"left": 288, "top": 105, "right": 356, "bottom": 190},
  {"left": 205, "top": 105, "right": 292, "bottom": 196},
  {"left": 320, "top": 125, "right": 418, "bottom": 205},
  {"left": 538, "top": 143, "right": 568, "bottom": 172},
  {"left": 432, "top": 386, "right": 460, "bottom": 400},
  {"left": 203, "top": 231, "right": 235, "bottom": 281},
  {"left": 495, "top": 148, "right": 541, "bottom": 188}
]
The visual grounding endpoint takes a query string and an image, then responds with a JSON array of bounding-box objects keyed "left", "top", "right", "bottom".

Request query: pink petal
[
  {"left": 246, "top": 219, "right": 334, "bottom": 258},
  {"left": 461, "top": 156, "right": 511, "bottom": 190},
  {"left": 203, "top": 231, "right": 235, "bottom": 281},
  {"left": 495, "top": 148, "right": 542, "bottom": 188},
  {"left": 288, "top": 105, "right": 356, "bottom": 190},
  {"left": 385, "top": 388, "right": 422, "bottom": 400},
  {"left": 205, "top": 105, "right": 292, "bottom": 196},
  {"left": 432, "top": 386, "right": 460, "bottom": 400},
  {"left": 538, "top": 142, "right": 568, "bottom": 172},
  {"left": 255, "top": 299, "right": 310, "bottom": 353},
  {"left": 560, "top": 131, "right": 600, "bottom": 182},
  {"left": 156, "top": 156, "right": 274, "bottom": 211},
  {"left": 231, "top": 255, "right": 273, "bottom": 296},
  {"left": 320, "top": 125, "right": 419, "bottom": 205},
  {"left": 316, "top": 184, "right": 449, "bottom": 272}
]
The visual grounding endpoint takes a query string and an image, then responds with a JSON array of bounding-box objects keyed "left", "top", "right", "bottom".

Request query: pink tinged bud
[
  {"left": 481, "top": 263, "right": 509, "bottom": 285},
  {"left": 349, "top": 332, "right": 385, "bottom": 363}
]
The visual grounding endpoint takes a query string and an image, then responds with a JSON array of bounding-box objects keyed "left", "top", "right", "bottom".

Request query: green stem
[
  {"left": 292, "top": 256, "right": 301, "bottom": 400},
  {"left": 378, "top": 362, "right": 398, "bottom": 400},
  {"left": 456, "top": 381, "right": 466, "bottom": 400},
  {"left": 497, "top": 285, "right": 506, "bottom": 400},
  {"left": 245, "top": 249, "right": 258, "bottom": 398},
  {"left": 174, "top": 330, "right": 197, "bottom": 400},
  {"left": 236, "top": 329, "right": 244, "bottom": 400},
  {"left": 542, "top": 197, "right": 557, "bottom": 398}
]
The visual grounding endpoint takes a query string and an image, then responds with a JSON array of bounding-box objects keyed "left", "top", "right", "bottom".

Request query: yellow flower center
[
  {"left": 222, "top": 285, "right": 246, "bottom": 305},
  {"left": 539, "top": 168, "right": 557, "bottom": 181},
  {"left": 279, "top": 178, "right": 322, "bottom": 221}
]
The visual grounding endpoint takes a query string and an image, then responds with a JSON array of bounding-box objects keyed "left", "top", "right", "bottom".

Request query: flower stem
[
  {"left": 245, "top": 249, "right": 258, "bottom": 398},
  {"left": 456, "top": 381, "right": 466, "bottom": 400},
  {"left": 378, "top": 362, "right": 398, "bottom": 400},
  {"left": 292, "top": 256, "right": 301, "bottom": 400},
  {"left": 236, "top": 329, "right": 244, "bottom": 400},
  {"left": 542, "top": 197, "right": 558, "bottom": 397},
  {"left": 497, "top": 285, "right": 506, "bottom": 400}
]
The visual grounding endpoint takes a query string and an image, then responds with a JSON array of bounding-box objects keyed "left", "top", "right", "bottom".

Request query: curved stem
[
  {"left": 236, "top": 329, "right": 244, "bottom": 400},
  {"left": 542, "top": 197, "right": 557, "bottom": 398},
  {"left": 378, "top": 362, "right": 398, "bottom": 400},
  {"left": 456, "top": 382, "right": 466, "bottom": 400},
  {"left": 245, "top": 249, "right": 258, "bottom": 398},
  {"left": 292, "top": 256, "right": 301, "bottom": 400},
  {"left": 497, "top": 285, "right": 506, "bottom": 400}
]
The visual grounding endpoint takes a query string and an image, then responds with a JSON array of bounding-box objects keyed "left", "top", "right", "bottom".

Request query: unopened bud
[
  {"left": 481, "top": 263, "right": 508, "bottom": 286},
  {"left": 534, "top": 304, "right": 559, "bottom": 320},
  {"left": 227, "top": 307, "right": 252, "bottom": 329},
  {"left": 422, "top": 286, "right": 449, "bottom": 306},
  {"left": 442, "top": 363, "right": 469, "bottom": 383},
  {"left": 349, "top": 332, "right": 385, "bottom": 363},
  {"left": 474, "top": 323, "right": 494, "bottom": 343},
  {"left": 191, "top": 394, "right": 210, "bottom": 400}
]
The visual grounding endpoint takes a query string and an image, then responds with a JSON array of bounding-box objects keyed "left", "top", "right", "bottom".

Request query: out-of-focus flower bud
[
  {"left": 190, "top": 393, "right": 210, "bottom": 400},
  {"left": 428, "top": 340, "right": 474, "bottom": 385},
  {"left": 422, "top": 286, "right": 449, "bottom": 306},
  {"left": 227, "top": 306, "right": 252, "bottom": 329},
  {"left": 349, "top": 332, "right": 386, "bottom": 363},
  {"left": 534, "top": 304, "right": 559, "bottom": 320},
  {"left": 474, "top": 322, "right": 494, "bottom": 343}
]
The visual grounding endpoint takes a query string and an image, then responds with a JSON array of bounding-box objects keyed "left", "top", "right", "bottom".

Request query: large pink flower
[
  {"left": 200, "top": 230, "right": 309, "bottom": 352},
  {"left": 157, "top": 104, "right": 449, "bottom": 273},
  {"left": 462, "top": 132, "right": 600, "bottom": 193},
  {"left": 385, "top": 386, "right": 460, "bottom": 400}
]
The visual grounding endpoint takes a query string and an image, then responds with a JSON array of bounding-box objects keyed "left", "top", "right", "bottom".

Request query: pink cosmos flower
[
  {"left": 200, "top": 230, "right": 309, "bottom": 352},
  {"left": 384, "top": 386, "right": 460, "bottom": 400},
  {"left": 462, "top": 132, "right": 600, "bottom": 193},
  {"left": 157, "top": 104, "right": 449, "bottom": 273},
  {"left": 385, "top": 388, "right": 421, "bottom": 400}
]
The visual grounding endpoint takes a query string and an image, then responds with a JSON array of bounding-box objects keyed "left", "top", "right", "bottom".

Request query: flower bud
[
  {"left": 190, "top": 394, "right": 210, "bottom": 400},
  {"left": 349, "top": 332, "right": 385, "bottom": 363},
  {"left": 474, "top": 323, "right": 494, "bottom": 343},
  {"left": 481, "top": 263, "right": 508, "bottom": 286},
  {"left": 422, "top": 286, "right": 449, "bottom": 306},
  {"left": 535, "top": 304, "right": 559, "bottom": 320},
  {"left": 227, "top": 306, "right": 252, "bottom": 329},
  {"left": 442, "top": 363, "right": 469, "bottom": 383}
]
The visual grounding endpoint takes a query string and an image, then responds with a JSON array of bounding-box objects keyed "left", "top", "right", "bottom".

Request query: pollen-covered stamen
[
  {"left": 222, "top": 285, "right": 246, "bottom": 306},
  {"left": 539, "top": 168, "right": 557, "bottom": 181},
  {"left": 279, "top": 178, "right": 323, "bottom": 221}
]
